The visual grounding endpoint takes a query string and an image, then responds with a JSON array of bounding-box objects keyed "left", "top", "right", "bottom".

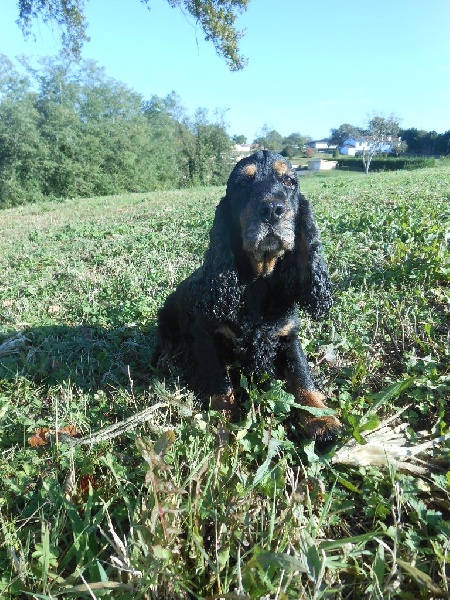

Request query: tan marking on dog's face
[
  {"left": 277, "top": 320, "right": 296, "bottom": 337},
  {"left": 250, "top": 252, "right": 282, "bottom": 277},
  {"left": 273, "top": 160, "right": 289, "bottom": 177},
  {"left": 262, "top": 254, "right": 279, "bottom": 276},
  {"left": 242, "top": 163, "right": 257, "bottom": 178},
  {"left": 251, "top": 259, "right": 264, "bottom": 277}
]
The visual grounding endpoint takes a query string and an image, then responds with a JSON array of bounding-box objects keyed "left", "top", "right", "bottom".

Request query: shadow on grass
[{"left": 0, "top": 322, "right": 158, "bottom": 393}]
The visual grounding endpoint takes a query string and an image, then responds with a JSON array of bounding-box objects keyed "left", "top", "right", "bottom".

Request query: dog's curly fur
[{"left": 152, "top": 150, "right": 342, "bottom": 442}]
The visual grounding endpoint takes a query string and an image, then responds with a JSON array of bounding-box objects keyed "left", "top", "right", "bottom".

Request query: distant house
[
  {"left": 340, "top": 136, "right": 402, "bottom": 155},
  {"left": 377, "top": 136, "right": 402, "bottom": 153},
  {"left": 339, "top": 138, "right": 369, "bottom": 156},
  {"left": 233, "top": 143, "right": 257, "bottom": 160},
  {"left": 307, "top": 139, "right": 337, "bottom": 152}
]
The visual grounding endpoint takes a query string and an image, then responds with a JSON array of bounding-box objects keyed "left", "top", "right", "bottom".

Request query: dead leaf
[{"left": 28, "top": 428, "right": 50, "bottom": 447}]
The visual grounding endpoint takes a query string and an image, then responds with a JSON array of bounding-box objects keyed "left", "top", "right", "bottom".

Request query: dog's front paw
[
  {"left": 210, "top": 389, "right": 239, "bottom": 422},
  {"left": 305, "top": 415, "right": 343, "bottom": 445}
]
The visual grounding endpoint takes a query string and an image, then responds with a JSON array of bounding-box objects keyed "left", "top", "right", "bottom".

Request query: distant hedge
[{"left": 336, "top": 157, "right": 436, "bottom": 172}]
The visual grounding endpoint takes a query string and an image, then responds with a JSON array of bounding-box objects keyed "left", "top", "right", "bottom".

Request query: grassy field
[{"left": 0, "top": 164, "right": 449, "bottom": 598}]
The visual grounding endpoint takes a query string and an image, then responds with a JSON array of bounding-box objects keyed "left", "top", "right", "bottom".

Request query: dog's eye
[
  {"left": 282, "top": 175, "right": 296, "bottom": 188},
  {"left": 238, "top": 175, "right": 253, "bottom": 187}
]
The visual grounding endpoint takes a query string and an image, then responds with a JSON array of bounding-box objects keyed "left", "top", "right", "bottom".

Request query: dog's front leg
[
  {"left": 189, "top": 321, "right": 239, "bottom": 423},
  {"left": 276, "top": 336, "right": 342, "bottom": 444}
]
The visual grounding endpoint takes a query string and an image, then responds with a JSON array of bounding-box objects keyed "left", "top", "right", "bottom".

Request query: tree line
[
  {"left": 240, "top": 119, "right": 450, "bottom": 165},
  {"left": 0, "top": 54, "right": 314, "bottom": 208},
  {"left": 330, "top": 122, "right": 450, "bottom": 157},
  {"left": 2, "top": 53, "right": 449, "bottom": 208},
  {"left": 0, "top": 55, "right": 233, "bottom": 208}
]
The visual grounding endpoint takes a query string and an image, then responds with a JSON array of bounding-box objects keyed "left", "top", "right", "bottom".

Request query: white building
[
  {"left": 307, "top": 139, "right": 337, "bottom": 152},
  {"left": 339, "top": 138, "right": 370, "bottom": 156},
  {"left": 340, "top": 136, "right": 402, "bottom": 155}
]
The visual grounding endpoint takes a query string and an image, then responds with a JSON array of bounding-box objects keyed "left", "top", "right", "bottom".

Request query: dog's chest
[
  {"left": 242, "top": 277, "right": 289, "bottom": 322},
  {"left": 215, "top": 277, "right": 296, "bottom": 354}
]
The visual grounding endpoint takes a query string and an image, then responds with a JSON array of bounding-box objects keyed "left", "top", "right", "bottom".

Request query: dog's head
[{"left": 226, "top": 150, "right": 299, "bottom": 276}]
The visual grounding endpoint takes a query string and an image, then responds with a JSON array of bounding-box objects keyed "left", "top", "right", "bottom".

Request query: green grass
[{"left": 0, "top": 165, "right": 449, "bottom": 598}]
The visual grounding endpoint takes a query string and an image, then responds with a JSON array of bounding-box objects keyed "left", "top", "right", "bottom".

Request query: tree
[
  {"left": 361, "top": 113, "right": 401, "bottom": 174},
  {"left": 232, "top": 134, "right": 247, "bottom": 144},
  {"left": 16, "top": 0, "right": 250, "bottom": 71},
  {"left": 280, "top": 132, "right": 310, "bottom": 158},
  {"left": 0, "top": 55, "right": 46, "bottom": 206},
  {"left": 329, "top": 123, "right": 364, "bottom": 148},
  {"left": 400, "top": 128, "right": 426, "bottom": 154},
  {"left": 434, "top": 130, "right": 450, "bottom": 155},
  {"left": 254, "top": 125, "right": 283, "bottom": 153},
  {"left": 390, "top": 140, "right": 408, "bottom": 156},
  {"left": 143, "top": 93, "right": 187, "bottom": 188},
  {"left": 399, "top": 127, "right": 447, "bottom": 156},
  {"left": 180, "top": 108, "right": 232, "bottom": 186},
  {"left": 26, "top": 56, "right": 158, "bottom": 197},
  {"left": 0, "top": 53, "right": 235, "bottom": 204}
]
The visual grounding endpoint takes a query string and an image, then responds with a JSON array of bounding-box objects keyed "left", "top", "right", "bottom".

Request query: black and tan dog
[{"left": 152, "top": 150, "right": 342, "bottom": 443}]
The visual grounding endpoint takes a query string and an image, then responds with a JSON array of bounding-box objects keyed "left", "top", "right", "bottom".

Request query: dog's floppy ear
[
  {"left": 189, "top": 196, "right": 242, "bottom": 321},
  {"left": 203, "top": 196, "right": 236, "bottom": 272},
  {"left": 292, "top": 193, "right": 333, "bottom": 319}
]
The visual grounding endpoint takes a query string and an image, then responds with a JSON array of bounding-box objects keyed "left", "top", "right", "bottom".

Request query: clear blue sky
[{"left": 1, "top": 0, "right": 450, "bottom": 141}]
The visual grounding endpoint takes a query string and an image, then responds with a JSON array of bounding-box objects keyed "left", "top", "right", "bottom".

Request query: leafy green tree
[
  {"left": 0, "top": 55, "right": 45, "bottom": 206},
  {"left": 181, "top": 108, "right": 232, "bottom": 186},
  {"left": 30, "top": 57, "right": 85, "bottom": 197},
  {"left": 16, "top": 0, "right": 250, "bottom": 71},
  {"left": 399, "top": 127, "right": 449, "bottom": 155},
  {"left": 142, "top": 92, "right": 187, "bottom": 189},
  {"left": 23, "top": 56, "right": 147, "bottom": 197},
  {"left": 0, "top": 53, "right": 30, "bottom": 99},
  {"left": 232, "top": 134, "right": 247, "bottom": 144},
  {"left": 34, "top": 56, "right": 189, "bottom": 196},
  {"left": 2, "top": 55, "right": 167, "bottom": 201},
  {"left": 434, "top": 130, "right": 450, "bottom": 155},
  {"left": 254, "top": 126, "right": 283, "bottom": 153},
  {"left": 390, "top": 140, "right": 408, "bottom": 156},
  {"left": 399, "top": 128, "right": 426, "bottom": 154},
  {"left": 0, "top": 54, "right": 235, "bottom": 204},
  {"left": 280, "top": 132, "right": 310, "bottom": 158},
  {"left": 73, "top": 61, "right": 158, "bottom": 194}
]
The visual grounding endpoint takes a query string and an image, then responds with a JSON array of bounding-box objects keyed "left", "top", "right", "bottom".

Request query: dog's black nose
[{"left": 261, "top": 200, "right": 285, "bottom": 224}]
